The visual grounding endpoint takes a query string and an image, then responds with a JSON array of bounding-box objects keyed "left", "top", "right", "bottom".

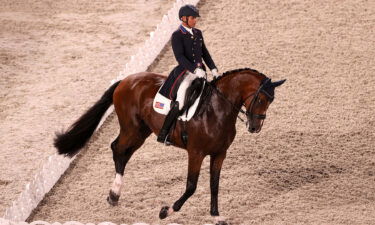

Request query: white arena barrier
[{"left": 1, "top": 0, "right": 202, "bottom": 224}]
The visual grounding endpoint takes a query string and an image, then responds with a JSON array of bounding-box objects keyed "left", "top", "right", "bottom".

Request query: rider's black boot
[{"left": 157, "top": 101, "right": 180, "bottom": 144}]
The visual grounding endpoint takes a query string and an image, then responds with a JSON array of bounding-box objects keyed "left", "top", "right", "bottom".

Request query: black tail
[{"left": 54, "top": 81, "right": 121, "bottom": 157}]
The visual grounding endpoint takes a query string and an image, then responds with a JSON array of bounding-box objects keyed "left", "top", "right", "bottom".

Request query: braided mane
[
  {"left": 198, "top": 67, "right": 271, "bottom": 115},
  {"left": 211, "top": 67, "right": 267, "bottom": 84}
]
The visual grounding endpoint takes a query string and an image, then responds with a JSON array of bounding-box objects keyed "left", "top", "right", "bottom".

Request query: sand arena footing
[{"left": 1, "top": 0, "right": 200, "bottom": 224}]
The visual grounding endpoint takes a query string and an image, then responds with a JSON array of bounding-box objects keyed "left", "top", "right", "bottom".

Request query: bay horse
[{"left": 54, "top": 68, "right": 285, "bottom": 225}]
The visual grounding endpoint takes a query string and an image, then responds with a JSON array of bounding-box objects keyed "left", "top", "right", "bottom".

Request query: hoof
[
  {"left": 159, "top": 206, "right": 170, "bottom": 219},
  {"left": 214, "top": 216, "right": 229, "bottom": 225},
  {"left": 107, "top": 190, "right": 119, "bottom": 206}
]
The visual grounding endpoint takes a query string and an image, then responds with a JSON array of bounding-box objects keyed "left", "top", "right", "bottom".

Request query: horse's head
[{"left": 243, "top": 78, "right": 286, "bottom": 133}]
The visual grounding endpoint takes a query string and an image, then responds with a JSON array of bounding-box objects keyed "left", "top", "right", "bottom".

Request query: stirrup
[
  {"left": 157, "top": 134, "right": 172, "bottom": 146},
  {"left": 163, "top": 134, "right": 172, "bottom": 146}
]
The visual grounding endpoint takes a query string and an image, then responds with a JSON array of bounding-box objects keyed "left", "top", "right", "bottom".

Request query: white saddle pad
[{"left": 153, "top": 82, "right": 205, "bottom": 122}]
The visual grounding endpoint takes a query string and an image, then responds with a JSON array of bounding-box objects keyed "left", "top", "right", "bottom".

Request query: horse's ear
[{"left": 271, "top": 79, "right": 286, "bottom": 88}]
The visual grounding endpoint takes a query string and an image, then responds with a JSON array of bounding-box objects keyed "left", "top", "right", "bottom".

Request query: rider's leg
[
  {"left": 157, "top": 72, "right": 196, "bottom": 144},
  {"left": 157, "top": 101, "right": 180, "bottom": 143},
  {"left": 176, "top": 72, "right": 197, "bottom": 110}
]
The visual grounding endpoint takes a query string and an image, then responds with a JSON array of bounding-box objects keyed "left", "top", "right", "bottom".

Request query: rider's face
[{"left": 182, "top": 16, "right": 198, "bottom": 28}]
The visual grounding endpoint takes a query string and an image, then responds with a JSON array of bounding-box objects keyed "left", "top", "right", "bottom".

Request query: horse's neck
[
  {"left": 215, "top": 73, "right": 247, "bottom": 107},
  {"left": 213, "top": 72, "right": 263, "bottom": 116}
]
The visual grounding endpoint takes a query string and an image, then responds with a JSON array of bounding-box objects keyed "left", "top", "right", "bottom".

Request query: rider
[{"left": 157, "top": 4, "right": 220, "bottom": 144}]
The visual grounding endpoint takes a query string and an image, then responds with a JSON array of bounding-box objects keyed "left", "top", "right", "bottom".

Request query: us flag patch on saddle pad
[{"left": 155, "top": 102, "right": 165, "bottom": 109}]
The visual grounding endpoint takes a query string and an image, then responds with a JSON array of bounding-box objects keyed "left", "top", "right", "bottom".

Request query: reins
[
  {"left": 206, "top": 81, "right": 250, "bottom": 123},
  {"left": 208, "top": 78, "right": 273, "bottom": 124}
]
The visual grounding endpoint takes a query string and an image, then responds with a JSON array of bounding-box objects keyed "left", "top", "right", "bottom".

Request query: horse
[{"left": 54, "top": 68, "right": 285, "bottom": 225}]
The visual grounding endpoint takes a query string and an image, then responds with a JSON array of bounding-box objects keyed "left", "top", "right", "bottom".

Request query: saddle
[{"left": 153, "top": 78, "right": 206, "bottom": 121}]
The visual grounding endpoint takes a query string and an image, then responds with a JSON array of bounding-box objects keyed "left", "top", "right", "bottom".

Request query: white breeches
[{"left": 176, "top": 72, "right": 197, "bottom": 110}]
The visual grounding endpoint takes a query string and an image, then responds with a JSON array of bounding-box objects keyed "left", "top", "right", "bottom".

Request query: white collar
[{"left": 182, "top": 24, "right": 193, "bottom": 35}]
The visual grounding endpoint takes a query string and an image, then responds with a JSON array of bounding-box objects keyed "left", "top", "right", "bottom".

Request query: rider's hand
[
  {"left": 211, "top": 68, "right": 221, "bottom": 79},
  {"left": 194, "top": 68, "right": 206, "bottom": 78}
]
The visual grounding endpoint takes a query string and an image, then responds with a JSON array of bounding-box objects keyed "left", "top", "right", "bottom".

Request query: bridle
[
  {"left": 242, "top": 78, "right": 274, "bottom": 132},
  {"left": 210, "top": 78, "right": 274, "bottom": 131}
]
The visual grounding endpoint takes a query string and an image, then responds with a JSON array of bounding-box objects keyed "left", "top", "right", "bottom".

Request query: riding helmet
[{"left": 178, "top": 4, "right": 200, "bottom": 19}]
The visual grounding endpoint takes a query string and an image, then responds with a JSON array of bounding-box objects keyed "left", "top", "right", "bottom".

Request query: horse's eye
[{"left": 258, "top": 99, "right": 262, "bottom": 104}]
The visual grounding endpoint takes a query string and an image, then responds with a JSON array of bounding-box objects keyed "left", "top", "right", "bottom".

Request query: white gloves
[
  {"left": 194, "top": 68, "right": 206, "bottom": 78},
  {"left": 193, "top": 68, "right": 220, "bottom": 79},
  {"left": 211, "top": 68, "right": 221, "bottom": 79}
]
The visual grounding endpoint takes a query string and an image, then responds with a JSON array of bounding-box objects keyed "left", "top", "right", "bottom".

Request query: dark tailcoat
[{"left": 159, "top": 25, "right": 217, "bottom": 99}]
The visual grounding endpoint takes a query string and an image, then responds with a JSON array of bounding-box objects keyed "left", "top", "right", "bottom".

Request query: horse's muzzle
[
  {"left": 247, "top": 120, "right": 264, "bottom": 133},
  {"left": 248, "top": 127, "right": 261, "bottom": 133}
]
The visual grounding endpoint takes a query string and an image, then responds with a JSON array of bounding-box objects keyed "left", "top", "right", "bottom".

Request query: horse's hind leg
[{"left": 107, "top": 128, "right": 150, "bottom": 206}]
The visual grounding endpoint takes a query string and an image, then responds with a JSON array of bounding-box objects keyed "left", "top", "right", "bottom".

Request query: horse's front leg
[
  {"left": 159, "top": 152, "right": 204, "bottom": 219},
  {"left": 210, "top": 152, "right": 228, "bottom": 225}
]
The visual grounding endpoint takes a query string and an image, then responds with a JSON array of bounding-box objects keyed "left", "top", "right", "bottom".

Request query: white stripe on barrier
[{"left": 1, "top": 0, "right": 202, "bottom": 224}]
